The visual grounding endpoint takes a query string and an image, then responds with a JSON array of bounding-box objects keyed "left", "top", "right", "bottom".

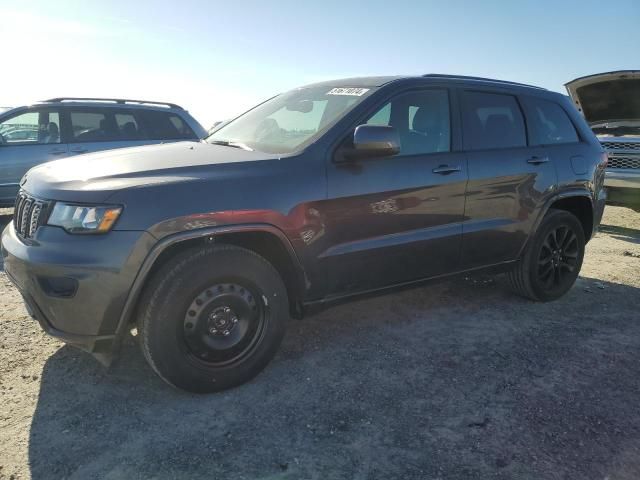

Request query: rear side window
[
  {"left": 523, "top": 97, "right": 579, "bottom": 145},
  {"left": 115, "top": 113, "right": 142, "bottom": 140},
  {"left": 462, "top": 92, "right": 526, "bottom": 150},
  {"left": 70, "top": 110, "right": 119, "bottom": 142},
  {"left": 138, "top": 111, "right": 196, "bottom": 140}
]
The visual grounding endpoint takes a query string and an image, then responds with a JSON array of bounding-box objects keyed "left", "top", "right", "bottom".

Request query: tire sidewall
[
  {"left": 141, "top": 247, "right": 288, "bottom": 393},
  {"left": 527, "top": 211, "right": 585, "bottom": 301}
]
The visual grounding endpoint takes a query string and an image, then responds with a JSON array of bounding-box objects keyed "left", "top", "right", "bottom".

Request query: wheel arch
[
  {"left": 535, "top": 190, "right": 595, "bottom": 242},
  {"left": 115, "top": 224, "right": 308, "bottom": 339}
]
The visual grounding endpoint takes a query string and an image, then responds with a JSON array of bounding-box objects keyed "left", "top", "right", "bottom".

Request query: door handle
[
  {"left": 70, "top": 147, "right": 88, "bottom": 154},
  {"left": 432, "top": 165, "right": 461, "bottom": 175},
  {"left": 527, "top": 156, "right": 549, "bottom": 165},
  {"left": 48, "top": 149, "right": 66, "bottom": 155}
]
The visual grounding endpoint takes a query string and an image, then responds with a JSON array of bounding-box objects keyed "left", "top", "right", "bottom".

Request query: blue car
[{"left": 0, "top": 97, "right": 206, "bottom": 207}]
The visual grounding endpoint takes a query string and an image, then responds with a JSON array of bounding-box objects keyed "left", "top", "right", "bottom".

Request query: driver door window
[
  {"left": 365, "top": 90, "right": 451, "bottom": 155},
  {"left": 0, "top": 110, "right": 61, "bottom": 145},
  {"left": 0, "top": 109, "right": 66, "bottom": 205}
]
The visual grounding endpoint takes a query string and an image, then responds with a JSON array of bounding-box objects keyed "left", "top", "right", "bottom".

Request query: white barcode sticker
[{"left": 327, "top": 87, "right": 370, "bottom": 96}]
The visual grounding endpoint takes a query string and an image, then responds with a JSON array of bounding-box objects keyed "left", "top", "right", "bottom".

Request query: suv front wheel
[
  {"left": 507, "top": 209, "right": 585, "bottom": 302},
  {"left": 137, "top": 245, "right": 289, "bottom": 393}
]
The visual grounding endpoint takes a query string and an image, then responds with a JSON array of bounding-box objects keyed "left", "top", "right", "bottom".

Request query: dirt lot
[{"left": 0, "top": 206, "right": 639, "bottom": 480}]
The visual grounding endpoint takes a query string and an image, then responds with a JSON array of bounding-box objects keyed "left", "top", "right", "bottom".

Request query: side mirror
[{"left": 346, "top": 125, "right": 400, "bottom": 160}]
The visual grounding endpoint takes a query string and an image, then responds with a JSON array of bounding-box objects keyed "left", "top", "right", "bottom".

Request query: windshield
[{"left": 207, "top": 86, "right": 374, "bottom": 154}]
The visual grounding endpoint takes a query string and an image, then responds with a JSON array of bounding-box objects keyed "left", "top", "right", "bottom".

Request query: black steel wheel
[
  {"left": 138, "top": 245, "right": 289, "bottom": 393},
  {"left": 507, "top": 209, "right": 585, "bottom": 301},
  {"left": 181, "top": 282, "right": 267, "bottom": 367}
]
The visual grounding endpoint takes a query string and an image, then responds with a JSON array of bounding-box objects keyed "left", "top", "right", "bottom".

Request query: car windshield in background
[{"left": 207, "top": 86, "right": 375, "bottom": 154}]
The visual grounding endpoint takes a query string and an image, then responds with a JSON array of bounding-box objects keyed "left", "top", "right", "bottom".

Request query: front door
[
  {"left": 0, "top": 108, "right": 67, "bottom": 204},
  {"left": 323, "top": 88, "right": 468, "bottom": 295}
]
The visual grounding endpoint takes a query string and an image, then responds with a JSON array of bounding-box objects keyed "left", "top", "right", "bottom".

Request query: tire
[
  {"left": 137, "top": 245, "right": 289, "bottom": 393},
  {"left": 506, "top": 209, "right": 585, "bottom": 302}
]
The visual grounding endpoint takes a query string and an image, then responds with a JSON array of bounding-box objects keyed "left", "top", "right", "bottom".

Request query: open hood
[{"left": 565, "top": 70, "right": 640, "bottom": 127}]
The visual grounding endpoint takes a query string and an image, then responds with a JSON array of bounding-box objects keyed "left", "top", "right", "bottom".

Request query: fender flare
[
  {"left": 113, "top": 223, "right": 306, "bottom": 340},
  {"left": 519, "top": 189, "right": 594, "bottom": 258}
]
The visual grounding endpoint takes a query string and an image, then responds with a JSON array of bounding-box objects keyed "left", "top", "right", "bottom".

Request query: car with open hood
[
  {"left": 566, "top": 71, "right": 640, "bottom": 210},
  {"left": 2, "top": 74, "right": 606, "bottom": 393}
]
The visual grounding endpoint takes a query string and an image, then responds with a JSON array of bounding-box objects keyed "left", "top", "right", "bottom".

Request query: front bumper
[
  {"left": 605, "top": 168, "right": 640, "bottom": 190},
  {"left": 1, "top": 222, "right": 155, "bottom": 362},
  {"left": 605, "top": 169, "right": 640, "bottom": 209}
]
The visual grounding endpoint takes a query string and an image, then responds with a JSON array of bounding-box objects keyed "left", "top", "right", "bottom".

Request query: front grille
[
  {"left": 601, "top": 141, "right": 640, "bottom": 151},
  {"left": 607, "top": 156, "right": 640, "bottom": 169},
  {"left": 14, "top": 191, "right": 49, "bottom": 239}
]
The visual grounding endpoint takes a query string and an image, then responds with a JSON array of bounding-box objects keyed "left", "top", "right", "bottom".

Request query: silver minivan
[{"left": 0, "top": 98, "right": 206, "bottom": 207}]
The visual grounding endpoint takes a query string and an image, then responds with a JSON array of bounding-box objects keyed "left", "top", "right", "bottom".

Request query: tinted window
[
  {"left": 0, "top": 110, "right": 60, "bottom": 145},
  {"left": 462, "top": 92, "right": 526, "bottom": 150},
  {"left": 139, "top": 111, "right": 196, "bottom": 140},
  {"left": 524, "top": 98, "right": 579, "bottom": 145},
  {"left": 70, "top": 110, "right": 119, "bottom": 142},
  {"left": 365, "top": 89, "right": 450, "bottom": 155},
  {"left": 115, "top": 113, "right": 142, "bottom": 140}
]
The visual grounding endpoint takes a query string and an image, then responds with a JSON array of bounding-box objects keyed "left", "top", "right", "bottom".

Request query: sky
[{"left": 0, "top": 0, "right": 638, "bottom": 127}]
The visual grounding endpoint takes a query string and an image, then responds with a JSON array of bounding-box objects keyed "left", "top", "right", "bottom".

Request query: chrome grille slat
[
  {"left": 607, "top": 156, "right": 640, "bottom": 169},
  {"left": 601, "top": 141, "right": 640, "bottom": 151},
  {"left": 12, "top": 190, "right": 48, "bottom": 239}
]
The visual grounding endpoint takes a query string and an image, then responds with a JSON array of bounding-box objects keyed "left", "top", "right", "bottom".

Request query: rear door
[
  {"left": 323, "top": 87, "right": 468, "bottom": 294},
  {"left": 459, "top": 89, "right": 556, "bottom": 269},
  {"left": 0, "top": 108, "right": 67, "bottom": 204}
]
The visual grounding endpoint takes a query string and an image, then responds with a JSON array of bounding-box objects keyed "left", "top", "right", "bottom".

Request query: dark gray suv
[{"left": 1, "top": 75, "right": 607, "bottom": 393}]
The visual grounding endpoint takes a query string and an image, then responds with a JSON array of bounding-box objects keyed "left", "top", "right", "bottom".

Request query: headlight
[{"left": 48, "top": 203, "right": 122, "bottom": 234}]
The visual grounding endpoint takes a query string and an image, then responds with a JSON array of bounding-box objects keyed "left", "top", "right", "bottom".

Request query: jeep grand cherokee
[{"left": 1, "top": 75, "right": 607, "bottom": 393}]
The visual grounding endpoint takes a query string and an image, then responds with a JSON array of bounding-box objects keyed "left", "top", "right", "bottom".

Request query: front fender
[{"left": 113, "top": 223, "right": 306, "bottom": 342}]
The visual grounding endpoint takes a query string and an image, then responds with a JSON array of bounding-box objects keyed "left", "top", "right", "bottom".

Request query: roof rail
[
  {"left": 422, "top": 74, "right": 546, "bottom": 90},
  {"left": 43, "top": 97, "right": 183, "bottom": 109}
]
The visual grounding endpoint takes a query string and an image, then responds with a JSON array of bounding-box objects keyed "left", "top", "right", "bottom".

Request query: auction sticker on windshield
[{"left": 327, "top": 87, "right": 370, "bottom": 96}]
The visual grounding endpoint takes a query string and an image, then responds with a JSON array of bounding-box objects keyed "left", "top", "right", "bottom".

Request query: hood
[
  {"left": 565, "top": 70, "right": 640, "bottom": 126},
  {"left": 23, "top": 141, "right": 278, "bottom": 203}
]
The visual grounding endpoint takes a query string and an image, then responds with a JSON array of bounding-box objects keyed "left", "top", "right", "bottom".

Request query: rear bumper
[{"left": 1, "top": 222, "right": 155, "bottom": 361}]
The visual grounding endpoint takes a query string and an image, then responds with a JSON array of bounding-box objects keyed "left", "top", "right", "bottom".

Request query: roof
[
  {"left": 300, "top": 74, "right": 546, "bottom": 91},
  {"left": 39, "top": 97, "right": 183, "bottom": 110}
]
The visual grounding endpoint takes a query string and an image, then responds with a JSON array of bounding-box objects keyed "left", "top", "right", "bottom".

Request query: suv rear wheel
[
  {"left": 137, "top": 245, "right": 288, "bottom": 393},
  {"left": 506, "top": 209, "right": 585, "bottom": 301}
]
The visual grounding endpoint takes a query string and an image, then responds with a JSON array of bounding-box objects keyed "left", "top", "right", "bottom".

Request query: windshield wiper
[{"left": 209, "top": 139, "right": 253, "bottom": 151}]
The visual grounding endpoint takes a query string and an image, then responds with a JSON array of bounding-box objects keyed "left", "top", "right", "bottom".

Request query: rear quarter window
[
  {"left": 138, "top": 111, "right": 196, "bottom": 140},
  {"left": 522, "top": 97, "right": 579, "bottom": 145}
]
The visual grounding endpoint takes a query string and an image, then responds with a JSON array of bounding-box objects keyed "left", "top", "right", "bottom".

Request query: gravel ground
[{"left": 1, "top": 206, "right": 639, "bottom": 480}]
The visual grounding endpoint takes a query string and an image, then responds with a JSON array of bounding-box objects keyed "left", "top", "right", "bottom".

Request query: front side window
[
  {"left": 208, "top": 86, "right": 375, "bottom": 154},
  {"left": 524, "top": 97, "right": 579, "bottom": 145},
  {"left": 0, "top": 110, "right": 60, "bottom": 145},
  {"left": 462, "top": 92, "right": 526, "bottom": 150},
  {"left": 365, "top": 89, "right": 450, "bottom": 155}
]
